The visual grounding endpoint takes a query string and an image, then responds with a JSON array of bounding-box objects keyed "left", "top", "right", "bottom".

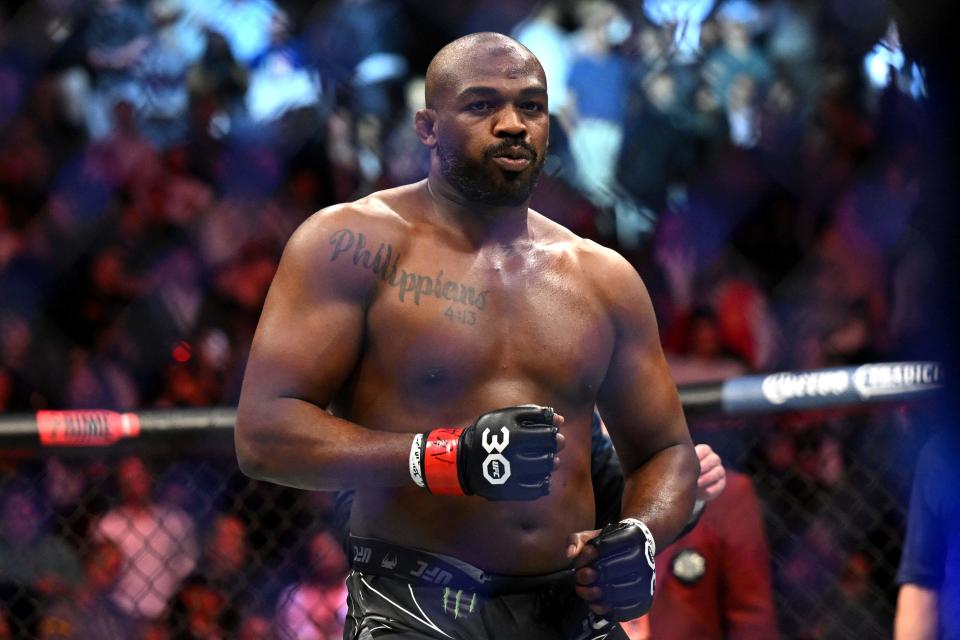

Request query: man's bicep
[
  {"left": 595, "top": 271, "right": 690, "bottom": 471},
  {"left": 597, "top": 338, "right": 689, "bottom": 470}
]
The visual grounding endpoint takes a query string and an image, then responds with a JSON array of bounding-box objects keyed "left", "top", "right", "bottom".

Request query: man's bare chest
[{"left": 350, "top": 239, "right": 616, "bottom": 402}]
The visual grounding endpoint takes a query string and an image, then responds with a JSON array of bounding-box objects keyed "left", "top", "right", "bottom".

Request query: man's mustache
[{"left": 485, "top": 139, "right": 537, "bottom": 162}]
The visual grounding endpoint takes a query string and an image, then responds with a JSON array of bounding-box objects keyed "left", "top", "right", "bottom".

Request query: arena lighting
[{"left": 644, "top": 0, "right": 717, "bottom": 59}]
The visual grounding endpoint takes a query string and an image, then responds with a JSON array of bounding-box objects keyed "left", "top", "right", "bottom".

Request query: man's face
[{"left": 433, "top": 50, "right": 549, "bottom": 206}]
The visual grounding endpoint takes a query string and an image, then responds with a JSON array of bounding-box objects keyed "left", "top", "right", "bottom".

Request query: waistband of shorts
[{"left": 348, "top": 534, "right": 575, "bottom": 595}]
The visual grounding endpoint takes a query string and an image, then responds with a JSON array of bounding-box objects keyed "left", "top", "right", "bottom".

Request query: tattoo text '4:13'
[{"left": 444, "top": 307, "right": 476, "bottom": 325}]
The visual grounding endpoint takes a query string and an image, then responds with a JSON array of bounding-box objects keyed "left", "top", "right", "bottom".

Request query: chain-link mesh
[
  {"left": 0, "top": 405, "right": 934, "bottom": 639},
  {"left": 0, "top": 447, "right": 343, "bottom": 640},
  {"left": 690, "top": 406, "right": 934, "bottom": 640}
]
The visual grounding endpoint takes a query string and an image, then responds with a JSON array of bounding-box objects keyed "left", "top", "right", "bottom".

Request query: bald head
[{"left": 425, "top": 32, "right": 545, "bottom": 109}]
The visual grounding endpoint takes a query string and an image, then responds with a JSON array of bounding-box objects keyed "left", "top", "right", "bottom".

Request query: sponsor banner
[{"left": 722, "top": 362, "right": 943, "bottom": 414}]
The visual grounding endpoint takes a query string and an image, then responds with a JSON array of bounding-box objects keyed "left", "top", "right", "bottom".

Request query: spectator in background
[
  {"left": 43, "top": 457, "right": 100, "bottom": 547},
  {"left": 275, "top": 530, "right": 348, "bottom": 640},
  {"left": 665, "top": 307, "right": 748, "bottom": 384},
  {"left": 178, "top": 512, "right": 274, "bottom": 618},
  {"left": 136, "top": 0, "right": 198, "bottom": 149},
  {"left": 245, "top": 9, "right": 322, "bottom": 128},
  {"left": 512, "top": 3, "right": 579, "bottom": 181},
  {"left": 711, "top": 278, "right": 777, "bottom": 371},
  {"left": 63, "top": 330, "right": 140, "bottom": 411},
  {"left": 90, "top": 456, "right": 199, "bottom": 625},
  {"left": 381, "top": 77, "right": 430, "bottom": 186},
  {"left": 82, "top": 0, "right": 152, "bottom": 139},
  {"left": 238, "top": 614, "right": 276, "bottom": 640},
  {"left": 308, "top": 0, "right": 409, "bottom": 122},
  {"left": 895, "top": 430, "right": 960, "bottom": 640},
  {"left": 0, "top": 478, "right": 83, "bottom": 639},
  {"left": 85, "top": 97, "right": 163, "bottom": 191},
  {"left": 192, "top": 0, "right": 278, "bottom": 67},
  {"left": 71, "top": 244, "right": 142, "bottom": 347},
  {"left": 0, "top": 11, "right": 24, "bottom": 131},
  {"left": 155, "top": 146, "right": 216, "bottom": 229},
  {"left": 618, "top": 69, "right": 695, "bottom": 213},
  {"left": 0, "top": 369, "right": 11, "bottom": 413},
  {"left": 153, "top": 325, "right": 238, "bottom": 408},
  {"left": 0, "top": 117, "right": 52, "bottom": 203},
  {"left": 765, "top": 0, "right": 818, "bottom": 100},
  {"left": 0, "top": 312, "right": 33, "bottom": 411},
  {"left": 187, "top": 31, "right": 249, "bottom": 135},
  {"left": 565, "top": 0, "right": 631, "bottom": 208},
  {"left": 512, "top": 2, "right": 573, "bottom": 120},
  {"left": 168, "top": 575, "right": 238, "bottom": 640},
  {"left": 123, "top": 240, "right": 207, "bottom": 397},
  {"left": 756, "top": 75, "right": 805, "bottom": 180},
  {"left": 702, "top": 0, "right": 772, "bottom": 111},
  {"left": 816, "top": 549, "right": 887, "bottom": 639},
  {"left": 724, "top": 73, "right": 760, "bottom": 148},
  {"left": 39, "top": 540, "right": 134, "bottom": 640}
]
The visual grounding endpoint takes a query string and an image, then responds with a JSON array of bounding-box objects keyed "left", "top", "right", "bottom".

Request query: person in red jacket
[{"left": 643, "top": 468, "right": 778, "bottom": 639}]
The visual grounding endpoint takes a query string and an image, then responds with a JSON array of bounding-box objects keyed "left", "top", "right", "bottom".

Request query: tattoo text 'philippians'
[{"left": 329, "top": 229, "right": 489, "bottom": 310}]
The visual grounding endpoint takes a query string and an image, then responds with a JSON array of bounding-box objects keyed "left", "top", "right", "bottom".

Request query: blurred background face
[
  {"left": 309, "top": 531, "right": 347, "bottom": 583},
  {"left": 118, "top": 456, "right": 152, "bottom": 505},
  {"left": 181, "top": 584, "right": 225, "bottom": 636},
  {"left": 690, "top": 316, "right": 722, "bottom": 358},
  {"left": 239, "top": 615, "right": 273, "bottom": 640},
  {"left": 43, "top": 457, "right": 85, "bottom": 509},
  {"left": 208, "top": 515, "right": 247, "bottom": 575},
  {"left": 0, "top": 489, "right": 41, "bottom": 544},
  {"left": 85, "top": 541, "right": 124, "bottom": 592}
]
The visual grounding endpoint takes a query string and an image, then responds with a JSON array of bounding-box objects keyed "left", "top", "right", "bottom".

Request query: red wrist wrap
[{"left": 423, "top": 427, "right": 465, "bottom": 495}]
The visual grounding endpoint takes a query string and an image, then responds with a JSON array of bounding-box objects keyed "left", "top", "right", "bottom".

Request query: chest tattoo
[{"left": 329, "top": 228, "right": 490, "bottom": 312}]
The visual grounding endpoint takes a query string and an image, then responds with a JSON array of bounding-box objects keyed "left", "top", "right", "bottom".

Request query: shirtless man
[{"left": 235, "top": 32, "right": 698, "bottom": 640}]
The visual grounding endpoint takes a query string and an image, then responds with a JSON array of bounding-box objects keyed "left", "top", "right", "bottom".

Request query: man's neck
[{"left": 424, "top": 177, "right": 531, "bottom": 247}]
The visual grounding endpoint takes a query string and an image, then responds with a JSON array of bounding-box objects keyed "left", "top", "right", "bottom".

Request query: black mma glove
[
  {"left": 409, "top": 404, "right": 559, "bottom": 500},
  {"left": 586, "top": 518, "right": 656, "bottom": 621}
]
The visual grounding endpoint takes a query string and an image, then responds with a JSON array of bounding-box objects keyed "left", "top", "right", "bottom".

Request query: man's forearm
[
  {"left": 619, "top": 443, "right": 699, "bottom": 550},
  {"left": 894, "top": 584, "right": 938, "bottom": 640},
  {"left": 236, "top": 396, "right": 413, "bottom": 491}
]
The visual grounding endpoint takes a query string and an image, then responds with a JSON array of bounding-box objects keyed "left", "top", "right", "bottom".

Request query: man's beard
[{"left": 437, "top": 138, "right": 545, "bottom": 207}]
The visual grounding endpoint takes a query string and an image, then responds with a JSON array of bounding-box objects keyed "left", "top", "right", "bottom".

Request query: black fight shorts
[{"left": 343, "top": 536, "right": 627, "bottom": 640}]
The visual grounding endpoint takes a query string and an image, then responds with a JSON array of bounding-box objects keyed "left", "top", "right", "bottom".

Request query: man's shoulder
[
  {"left": 296, "top": 185, "right": 417, "bottom": 244},
  {"left": 529, "top": 211, "right": 631, "bottom": 273}
]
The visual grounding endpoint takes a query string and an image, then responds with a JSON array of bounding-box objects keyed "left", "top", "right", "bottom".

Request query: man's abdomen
[{"left": 349, "top": 459, "right": 594, "bottom": 575}]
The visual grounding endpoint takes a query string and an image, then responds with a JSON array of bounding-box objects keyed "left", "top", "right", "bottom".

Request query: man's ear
[{"left": 415, "top": 108, "right": 438, "bottom": 148}]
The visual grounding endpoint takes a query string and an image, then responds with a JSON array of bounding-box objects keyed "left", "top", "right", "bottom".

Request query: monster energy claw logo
[{"left": 442, "top": 588, "right": 477, "bottom": 619}]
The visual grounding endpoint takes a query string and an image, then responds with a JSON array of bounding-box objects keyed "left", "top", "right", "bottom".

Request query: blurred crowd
[{"left": 0, "top": 0, "right": 943, "bottom": 638}]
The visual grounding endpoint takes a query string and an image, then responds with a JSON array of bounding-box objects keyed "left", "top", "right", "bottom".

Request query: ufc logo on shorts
[
  {"left": 410, "top": 561, "right": 453, "bottom": 585},
  {"left": 481, "top": 426, "right": 511, "bottom": 485}
]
